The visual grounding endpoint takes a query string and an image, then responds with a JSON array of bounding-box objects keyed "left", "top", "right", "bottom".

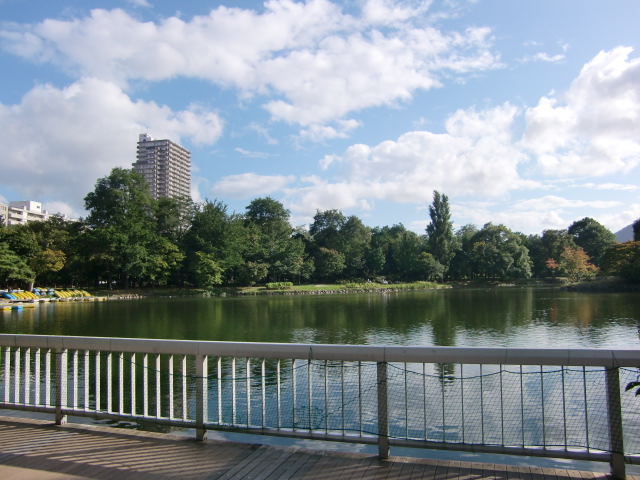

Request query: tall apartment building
[{"left": 133, "top": 133, "right": 191, "bottom": 200}]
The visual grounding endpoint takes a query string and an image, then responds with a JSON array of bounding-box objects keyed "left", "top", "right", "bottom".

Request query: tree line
[{"left": 1, "top": 168, "right": 638, "bottom": 290}]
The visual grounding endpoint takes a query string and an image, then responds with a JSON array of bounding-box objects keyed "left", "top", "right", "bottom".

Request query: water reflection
[{"left": 1, "top": 288, "right": 639, "bottom": 349}]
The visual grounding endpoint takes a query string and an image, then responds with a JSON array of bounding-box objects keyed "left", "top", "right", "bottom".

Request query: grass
[{"left": 89, "top": 281, "right": 448, "bottom": 297}]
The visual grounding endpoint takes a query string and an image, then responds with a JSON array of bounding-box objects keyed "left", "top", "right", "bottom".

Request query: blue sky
[{"left": 1, "top": 0, "right": 639, "bottom": 235}]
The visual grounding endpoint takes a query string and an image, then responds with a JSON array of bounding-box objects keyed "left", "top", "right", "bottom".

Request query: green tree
[
  {"left": 309, "top": 210, "right": 346, "bottom": 250},
  {"left": 314, "top": 247, "right": 346, "bottom": 282},
  {"left": 339, "top": 216, "right": 371, "bottom": 279},
  {"left": 191, "top": 251, "right": 224, "bottom": 288},
  {"left": 469, "top": 223, "right": 531, "bottom": 280},
  {"left": 182, "top": 200, "right": 249, "bottom": 285},
  {"left": 448, "top": 224, "right": 477, "bottom": 280},
  {"left": 389, "top": 230, "right": 426, "bottom": 281},
  {"left": 30, "top": 248, "right": 66, "bottom": 285},
  {"left": 370, "top": 224, "right": 420, "bottom": 281},
  {"left": 417, "top": 252, "right": 445, "bottom": 281},
  {"left": 84, "top": 168, "right": 161, "bottom": 288},
  {"left": 0, "top": 242, "right": 34, "bottom": 288},
  {"left": 525, "top": 229, "right": 577, "bottom": 278},
  {"left": 426, "top": 191, "right": 454, "bottom": 274},
  {"left": 244, "top": 197, "right": 301, "bottom": 283},
  {"left": 155, "top": 196, "right": 194, "bottom": 244},
  {"left": 568, "top": 218, "right": 615, "bottom": 267},
  {"left": 602, "top": 241, "right": 640, "bottom": 282},
  {"left": 309, "top": 210, "right": 371, "bottom": 280},
  {"left": 364, "top": 246, "right": 385, "bottom": 278}
]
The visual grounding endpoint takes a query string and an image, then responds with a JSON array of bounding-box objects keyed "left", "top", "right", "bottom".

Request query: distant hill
[{"left": 615, "top": 224, "right": 634, "bottom": 242}]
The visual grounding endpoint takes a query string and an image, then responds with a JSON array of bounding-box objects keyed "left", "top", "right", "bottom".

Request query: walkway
[{"left": 0, "top": 416, "right": 629, "bottom": 480}]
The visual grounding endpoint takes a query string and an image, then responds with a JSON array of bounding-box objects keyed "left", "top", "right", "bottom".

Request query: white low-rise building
[{"left": 0, "top": 201, "right": 74, "bottom": 227}]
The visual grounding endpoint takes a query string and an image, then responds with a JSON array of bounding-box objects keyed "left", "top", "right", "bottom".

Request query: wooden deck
[{"left": 0, "top": 416, "right": 631, "bottom": 480}]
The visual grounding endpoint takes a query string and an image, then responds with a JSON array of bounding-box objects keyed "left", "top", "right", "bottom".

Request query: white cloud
[
  {"left": 451, "top": 195, "right": 621, "bottom": 235},
  {"left": 234, "top": 148, "right": 272, "bottom": 159},
  {"left": 298, "top": 119, "right": 361, "bottom": 142},
  {"left": 212, "top": 172, "right": 294, "bottom": 198},
  {"left": 43, "top": 200, "right": 77, "bottom": 219},
  {"left": 511, "top": 195, "right": 620, "bottom": 212},
  {"left": 577, "top": 183, "right": 639, "bottom": 191},
  {"left": 0, "top": 1, "right": 501, "bottom": 137},
  {"left": 127, "top": 0, "right": 151, "bottom": 7},
  {"left": 521, "top": 43, "right": 568, "bottom": 64},
  {"left": 361, "top": 0, "right": 431, "bottom": 25},
  {"left": 321, "top": 103, "right": 528, "bottom": 200},
  {"left": 276, "top": 103, "right": 534, "bottom": 219},
  {"left": 522, "top": 46, "right": 640, "bottom": 178},
  {"left": 531, "top": 52, "right": 565, "bottom": 63},
  {"left": 0, "top": 77, "right": 222, "bottom": 215},
  {"left": 599, "top": 204, "right": 640, "bottom": 233}
]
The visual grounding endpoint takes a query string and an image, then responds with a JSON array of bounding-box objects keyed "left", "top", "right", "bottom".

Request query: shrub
[{"left": 265, "top": 282, "right": 293, "bottom": 290}]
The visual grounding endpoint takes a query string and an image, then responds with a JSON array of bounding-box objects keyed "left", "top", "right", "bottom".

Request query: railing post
[
  {"left": 56, "top": 348, "right": 68, "bottom": 425},
  {"left": 377, "top": 361, "right": 389, "bottom": 459},
  {"left": 605, "top": 367, "right": 625, "bottom": 479},
  {"left": 196, "top": 354, "right": 208, "bottom": 441}
]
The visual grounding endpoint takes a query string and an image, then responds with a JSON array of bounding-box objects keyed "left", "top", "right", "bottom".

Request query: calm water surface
[{"left": 2, "top": 287, "right": 639, "bottom": 348}]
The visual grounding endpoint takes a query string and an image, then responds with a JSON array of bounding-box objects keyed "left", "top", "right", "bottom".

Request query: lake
[
  {"left": 2, "top": 286, "right": 640, "bottom": 472},
  {"left": 1, "top": 287, "right": 639, "bottom": 348}
]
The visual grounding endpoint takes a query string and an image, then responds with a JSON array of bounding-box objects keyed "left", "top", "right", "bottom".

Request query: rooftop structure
[
  {"left": 1, "top": 201, "right": 56, "bottom": 226},
  {"left": 133, "top": 133, "right": 191, "bottom": 200}
]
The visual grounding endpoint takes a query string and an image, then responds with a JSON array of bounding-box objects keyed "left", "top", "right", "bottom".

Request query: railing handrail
[{"left": 1, "top": 334, "right": 638, "bottom": 367}]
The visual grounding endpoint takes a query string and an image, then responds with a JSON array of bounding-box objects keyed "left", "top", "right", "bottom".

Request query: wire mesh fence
[{"left": 1, "top": 338, "right": 639, "bottom": 468}]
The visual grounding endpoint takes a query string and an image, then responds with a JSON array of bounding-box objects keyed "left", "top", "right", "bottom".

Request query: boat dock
[{"left": 0, "top": 416, "right": 629, "bottom": 480}]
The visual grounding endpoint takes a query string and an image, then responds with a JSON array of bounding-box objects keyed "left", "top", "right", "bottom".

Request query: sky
[{"left": 0, "top": 0, "right": 639, "bottom": 236}]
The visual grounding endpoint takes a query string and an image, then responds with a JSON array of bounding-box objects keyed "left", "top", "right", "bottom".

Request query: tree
[
  {"left": 30, "top": 248, "right": 66, "bottom": 285},
  {"left": 0, "top": 224, "right": 41, "bottom": 289},
  {"left": 314, "top": 247, "right": 345, "bottom": 282},
  {"left": 449, "top": 224, "right": 477, "bottom": 280},
  {"left": 0, "top": 242, "right": 34, "bottom": 288},
  {"left": 633, "top": 219, "right": 640, "bottom": 241},
  {"left": 545, "top": 258, "right": 560, "bottom": 277},
  {"left": 426, "top": 191, "right": 454, "bottom": 274},
  {"left": 310, "top": 210, "right": 371, "bottom": 280},
  {"left": 309, "top": 210, "right": 346, "bottom": 250},
  {"left": 83, "top": 168, "right": 160, "bottom": 288},
  {"left": 364, "top": 246, "right": 385, "bottom": 278},
  {"left": 182, "top": 200, "right": 249, "bottom": 285},
  {"left": 244, "top": 197, "right": 301, "bottom": 283},
  {"left": 389, "top": 230, "right": 425, "bottom": 281},
  {"left": 468, "top": 224, "right": 531, "bottom": 280},
  {"left": 338, "top": 216, "right": 371, "bottom": 279},
  {"left": 568, "top": 218, "right": 615, "bottom": 267},
  {"left": 370, "top": 224, "right": 411, "bottom": 279},
  {"left": 155, "top": 196, "right": 194, "bottom": 244},
  {"left": 558, "top": 246, "right": 598, "bottom": 281},
  {"left": 191, "top": 251, "right": 224, "bottom": 288},
  {"left": 602, "top": 241, "right": 640, "bottom": 282},
  {"left": 417, "top": 252, "right": 445, "bottom": 281}
]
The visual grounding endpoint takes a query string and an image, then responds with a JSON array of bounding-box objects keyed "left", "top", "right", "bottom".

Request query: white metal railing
[{"left": 1, "top": 334, "right": 639, "bottom": 478}]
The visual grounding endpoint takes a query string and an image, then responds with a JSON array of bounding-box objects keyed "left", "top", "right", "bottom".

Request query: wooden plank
[
  {"left": 0, "top": 417, "right": 627, "bottom": 480},
  {"left": 273, "top": 451, "right": 313, "bottom": 480},
  {"left": 379, "top": 460, "right": 405, "bottom": 480},
  {"left": 409, "top": 461, "right": 433, "bottom": 480},
  {"left": 287, "top": 451, "right": 323, "bottom": 479},
  {"left": 345, "top": 455, "right": 380, "bottom": 480},
  {"left": 306, "top": 452, "right": 358, "bottom": 480},
  {"left": 251, "top": 447, "right": 300, "bottom": 480},
  {"left": 503, "top": 464, "right": 533, "bottom": 480}
]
